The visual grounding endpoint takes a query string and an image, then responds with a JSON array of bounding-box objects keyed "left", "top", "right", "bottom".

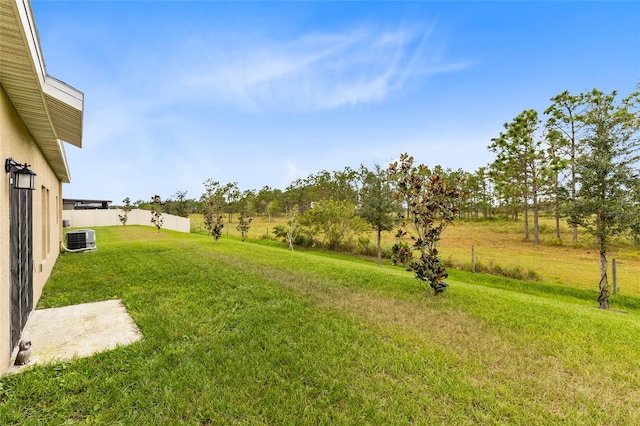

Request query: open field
[
  {"left": 191, "top": 213, "right": 640, "bottom": 297},
  {"left": 2, "top": 226, "right": 640, "bottom": 423}
]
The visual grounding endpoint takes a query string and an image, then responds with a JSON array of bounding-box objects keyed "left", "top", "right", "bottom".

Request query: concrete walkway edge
[{"left": 7, "top": 299, "right": 142, "bottom": 374}]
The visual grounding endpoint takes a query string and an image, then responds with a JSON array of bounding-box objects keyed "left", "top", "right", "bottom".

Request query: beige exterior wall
[
  {"left": 62, "top": 209, "right": 191, "bottom": 233},
  {"left": 1, "top": 84, "right": 63, "bottom": 370}
]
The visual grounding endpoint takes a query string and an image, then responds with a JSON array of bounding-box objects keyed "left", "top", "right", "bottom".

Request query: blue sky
[{"left": 32, "top": 1, "right": 639, "bottom": 204}]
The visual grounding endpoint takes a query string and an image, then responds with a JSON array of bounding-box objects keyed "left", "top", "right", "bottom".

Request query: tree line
[{"left": 120, "top": 85, "right": 639, "bottom": 308}]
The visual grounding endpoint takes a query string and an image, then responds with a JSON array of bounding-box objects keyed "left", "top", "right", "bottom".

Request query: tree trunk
[
  {"left": 571, "top": 121, "right": 579, "bottom": 243},
  {"left": 377, "top": 228, "right": 382, "bottom": 267},
  {"left": 555, "top": 176, "right": 561, "bottom": 239},
  {"left": 523, "top": 194, "right": 530, "bottom": 241},
  {"left": 598, "top": 251, "right": 609, "bottom": 309},
  {"left": 523, "top": 162, "right": 529, "bottom": 241},
  {"left": 482, "top": 183, "right": 488, "bottom": 219},
  {"left": 533, "top": 187, "right": 540, "bottom": 245},
  {"left": 596, "top": 211, "right": 609, "bottom": 309}
]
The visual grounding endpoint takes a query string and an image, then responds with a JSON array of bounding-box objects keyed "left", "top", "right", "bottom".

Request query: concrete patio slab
[{"left": 8, "top": 299, "right": 142, "bottom": 374}]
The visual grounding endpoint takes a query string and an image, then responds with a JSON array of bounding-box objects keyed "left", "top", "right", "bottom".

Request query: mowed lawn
[{"left": 2, "top": 226, "right": 640, "bottom": 424}]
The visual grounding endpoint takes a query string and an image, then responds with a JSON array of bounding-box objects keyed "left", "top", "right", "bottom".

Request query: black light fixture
[{"left": 5, "top": 158, "right": 36, "bottom": 190}]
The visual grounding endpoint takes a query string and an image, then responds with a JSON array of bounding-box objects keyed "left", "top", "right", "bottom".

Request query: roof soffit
[{"left": 0, "top": 0, "right": 84, "bottom": 181}]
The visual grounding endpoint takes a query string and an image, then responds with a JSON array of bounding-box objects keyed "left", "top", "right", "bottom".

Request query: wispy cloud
[{"left": 179, "top": 24, "right": 470, "bottom": 113}]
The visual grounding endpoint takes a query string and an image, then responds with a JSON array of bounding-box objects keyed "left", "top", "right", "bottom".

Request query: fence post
[
  {"left": 612, "top": 258, "right": 618, "bottom": 295},
  {"left": 471, "top": 245, "right": 476, "bottom": 273}
]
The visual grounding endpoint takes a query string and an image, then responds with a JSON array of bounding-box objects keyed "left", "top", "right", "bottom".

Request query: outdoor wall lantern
[{"left": 5, "top": 158, "right": 36, "bottom": 190}]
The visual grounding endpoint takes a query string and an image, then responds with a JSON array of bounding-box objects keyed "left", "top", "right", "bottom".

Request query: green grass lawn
[
  {"left": 2, "top": 226, "right": 640, "bottom": 424},
  {"left": 193, "top": 213, "right": 640, "bottom": 297}
]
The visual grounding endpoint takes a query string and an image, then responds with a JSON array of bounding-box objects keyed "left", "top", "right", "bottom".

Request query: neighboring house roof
[
  {"left": 63, "top": 199, "right": 112, "bottom": 210},
  {"left": 0, "top": 0, "right": 84, "bottom": 183}
]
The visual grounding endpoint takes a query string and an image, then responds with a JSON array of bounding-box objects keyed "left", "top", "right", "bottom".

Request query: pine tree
[{"left": 572, "top": 87, "right": 640, "bottom": 309}]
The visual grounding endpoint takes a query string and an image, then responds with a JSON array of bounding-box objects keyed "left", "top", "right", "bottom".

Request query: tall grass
[{"left": 2, "top": 226, "right": 639, "bottom": 423}]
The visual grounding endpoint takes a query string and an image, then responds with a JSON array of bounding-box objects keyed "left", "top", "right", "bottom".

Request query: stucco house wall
[
  {"left": 0, "top": 86, "right": 65, "bottom": 367},
  {"left": 1, "top": 0, "right": 84, "bottom": 373}
]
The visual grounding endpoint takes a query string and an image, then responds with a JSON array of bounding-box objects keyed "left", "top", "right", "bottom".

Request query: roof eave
[
  {"left": 44, "top": 75, "right": 84, "bottom": 148},
  {"left": 1, "top": 0, "right": 84, "bottom": 180}
]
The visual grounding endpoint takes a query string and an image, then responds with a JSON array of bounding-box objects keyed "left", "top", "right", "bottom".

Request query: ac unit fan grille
[
  {"left": 66, "top": 232, "right": 87, "bottom": 250},
  {"left": 66, "top": 230, "right": 96, "bottom": 250}
]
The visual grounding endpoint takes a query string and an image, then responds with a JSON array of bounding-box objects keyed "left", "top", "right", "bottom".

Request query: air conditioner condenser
[{"left": 65, "top": 230, "right": 96, "bottom": 250}]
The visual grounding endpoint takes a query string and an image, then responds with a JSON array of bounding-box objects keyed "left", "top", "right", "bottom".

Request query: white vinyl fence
[{"left": 62, "top": 209, "right": 190, "bottom": 233}]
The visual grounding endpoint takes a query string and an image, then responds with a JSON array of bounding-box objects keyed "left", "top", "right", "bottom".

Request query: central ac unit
[{"left": 66, "top": 230, "right": 96, "bottom": 250}]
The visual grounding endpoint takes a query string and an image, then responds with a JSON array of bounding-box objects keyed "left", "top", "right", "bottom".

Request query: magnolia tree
[
  {"left": 201, "top": 179, "right": 226, "bottom": 242},
  {"left": 119, "top": 197, "right": 132, "bottom": 226},
  {"left": 236, "top": 210, "right": 253, "bottom": 242},
  {"left": 388, "top": 153, "right": 461, "bottom": 296},
  {"left": 150, "top": 194, "right": 164, "bottom": 232}
]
